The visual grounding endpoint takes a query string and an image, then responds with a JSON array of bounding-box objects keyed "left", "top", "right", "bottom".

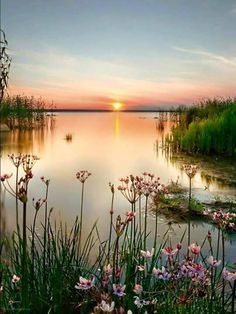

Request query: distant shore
[{"left": 45, "top": 108, "right": 177, "bottom": 113}]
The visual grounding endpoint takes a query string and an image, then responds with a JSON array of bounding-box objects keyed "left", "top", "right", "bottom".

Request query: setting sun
[{"left": 112, "top": 102, "right": 123, "bottom": 111}]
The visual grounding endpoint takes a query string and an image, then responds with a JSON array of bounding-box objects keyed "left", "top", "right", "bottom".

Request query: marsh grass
[
  {"left": 0, "top": 158, "right": 235, "bottom": 313},
  {"left": 0, "top": 95, "right": 46, "bottom": 130},
  {"left": 169, "top": 98, "right": 236, "bottom": 157}
]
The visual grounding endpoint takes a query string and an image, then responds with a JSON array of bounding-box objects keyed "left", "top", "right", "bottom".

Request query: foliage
[
  {"left": 0, "top": 95, "right": 46, "bottom": 129},
  {"left": 169, "top": 98, "right": 236, "bottom": 157},
  {"left": 0, "top": 158, "right": 235, "bottom": 313}
]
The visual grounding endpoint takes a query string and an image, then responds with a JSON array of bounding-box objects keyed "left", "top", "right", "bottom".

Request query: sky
[{"left": 2, "top": 0, "right": 236, "bottom": 110}]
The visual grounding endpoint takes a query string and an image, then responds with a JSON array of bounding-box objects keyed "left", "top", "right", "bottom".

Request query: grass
[
  {"left": 0, "top": 95, "right": 47, "bottom": 130},
  {"left": 168, "top": 98, "right": 236, "bottom": 157},
  {"left": 0, "top": 157, "right": 236, "bottom": 313}
]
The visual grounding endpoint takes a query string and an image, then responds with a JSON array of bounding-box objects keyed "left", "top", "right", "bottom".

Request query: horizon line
[{"left": 45, "top": 108, "right": 178, "bottom": 113}]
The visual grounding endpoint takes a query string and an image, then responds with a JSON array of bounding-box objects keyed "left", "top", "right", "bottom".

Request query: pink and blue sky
[{"left": 2, "top": 0, "right": 236, "bottom": 110}]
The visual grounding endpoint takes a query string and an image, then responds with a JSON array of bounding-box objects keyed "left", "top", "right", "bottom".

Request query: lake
[{"left": 1, "top": 112, "right": 236, "bottom": 261}]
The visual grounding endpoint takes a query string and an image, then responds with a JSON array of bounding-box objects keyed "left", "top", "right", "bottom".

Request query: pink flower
[
  {"left": 103, "top": 264, "right": 113, "bottom": 276},
  {"left": 0, "top": 173, "right": 12, "bottom": 182},
  {"left": 140, "top": 248, "right": 154, "bottom": 258},
  {"left": 100, "top": 300, "right": 115, "bottom": 312},
  {"left": 75, "top": 276, "right": 95, "bottom": 290},
  {"left": 223, "top": 268, "right": 236, "bottom": 281},
  {"left": 133, "top": 284, "right": 143, "bottom": 294},
  {"left": 153, "top": 266, "right": 170, "bottom": 280},
  {"left": 189, "top": 243, "right": 201, "bottom": 255},
  {"left": 113, "top": 284, "right": 126, "bottom": 297},
  {"left": 12, "top": 274, "right": 20, "bottom": 283},
  {"left": 126, "top": 211, "right": 136, "bottom": 222},
  {"left": 162, "top": 246, "right": 178, "bottom": 256},
  {"left": 206, "top": 256, "right": 221, "bottom": 267}
]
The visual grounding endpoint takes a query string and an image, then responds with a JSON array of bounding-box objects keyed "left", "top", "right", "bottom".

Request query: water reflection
[{"left": 1, "top": 112, "right": 236, "bottom": 262}]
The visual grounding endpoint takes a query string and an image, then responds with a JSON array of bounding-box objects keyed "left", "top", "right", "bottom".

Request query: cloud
[
  {"left": 173, "top": 46, "right": 236, "bottom": 67},
  {"left": 230, "top": 4, "right": 236, "bottom": 15}
]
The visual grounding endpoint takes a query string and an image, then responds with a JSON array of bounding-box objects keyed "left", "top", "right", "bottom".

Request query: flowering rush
[
  {"left": 140, "top": 248, "right": 154, "bottom": 258},
  {"left": 0, "top": 173, "right": 12, "bottom": 182},
  {"left": 162, "top": 246, "right": 179, "bottom": 256},
  {"left": 103, "top": 264, "right": 113, "bottom": 276},
  {"left": 189, "top": 243, "right": 201, "bottom": 255},
  {"left": 12, "top": 274, "right": 20, "bottom": 283},
  {"left": 100, "top": 300, "right": 115, "bottom": 312},
  {"left": 222, "top": 268, "right": 236, "bottom": 281},
  {"left": 126, "top": 211, "right": 136, "bottom": 222},
  {"left": 75, "top": 276, "right": 95, "bottom": 290},
  {"left": 76, "top": 170, "right": 92, "bottom": 183},
  {"left": 113, "top": 284, "right": 126, "bottom": 297},
  {"left": 206, "top": 256, "right": 221, "bottom": 267},
  {"left": 182, "top": 164, "right": 198, "bottom": 179},
  {"left": 153, "top": 266, "right": 170, "bottom": 280},
  {"left": 133, "top": 284, "right": 143, "bottom": 294}
]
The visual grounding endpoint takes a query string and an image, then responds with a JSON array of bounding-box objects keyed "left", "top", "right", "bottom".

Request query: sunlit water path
[{"left": 1, "top": 112, "right": 236, "bottom": 261}]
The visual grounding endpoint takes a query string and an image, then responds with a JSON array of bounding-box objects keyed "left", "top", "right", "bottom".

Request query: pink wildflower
[
  {"left": 206, "top": 256, "right": 221, "bottom": 267},
  {"left": 12, "top": 275, "right": 20, "bottom": 283},
  {"left": 100, "top": 300, "right": 115, "bottom": 312},
  {"left": 113, "top": 284, "right": 126, "bottom": 297},
  {"left": 126, "top": 211, "right": 136, "bottom": 222},
  {"left": 162, "top": 246, "right": 178, "bottom": 256},
  {"left": 223, "top": 268, "right": 236, "bottom": 281},
  {"left": 0, "top": 173, "right": 12, "bottom": 182},
  {"left": 75, "top": 276, "right": 95, "bottom": 290},
  {"left": 189, "top": 243, "right": 201, "bottom": 255},
  {"left": 140, "top": 248, "right": 154, "bottom": 258},
  {"left": 103, "top": 264, "right": 113, "bottom": 276},
  {"left": 133, "top": 284, "right": 143, "bottom": 294},
  {"left": 153, "top": 266, "right": 170, "bottom": 280}
]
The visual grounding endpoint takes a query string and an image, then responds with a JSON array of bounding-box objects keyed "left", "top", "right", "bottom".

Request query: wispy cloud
[
  {"left": 173, "top": 46, "right": 236, "bottom": 67},
  {"left": 230, "top": 4, "right": 236, "bottom": 15}
]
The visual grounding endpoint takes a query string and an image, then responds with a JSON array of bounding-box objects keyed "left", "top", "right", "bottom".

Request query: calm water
[{"left": 1, "top": 112, "right": 236, "bottom": 261}]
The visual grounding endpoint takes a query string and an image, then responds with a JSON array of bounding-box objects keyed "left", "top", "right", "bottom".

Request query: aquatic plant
[
  {"left": 168, "top": 98, "right": 236, "bottom": 157},
  {"left": 0, "top": 158, "right": 235, "bottom": 313},
  {"left": 0, "top": 95, "right": 47, "bottom": 129}
]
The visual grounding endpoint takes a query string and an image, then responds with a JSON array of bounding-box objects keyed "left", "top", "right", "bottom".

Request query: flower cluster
[
  {"left": 76, "top": 170, "right": 92, "bottom": 183},
  {"left": 8, "top": 153, "right": 25, "bottom": 168},
  {"left": 22, "top": 154, "right": 39, "bottom": 173},
  {"left": 182, "top": 164, "right": 198, "bottom": 179},
  {"left": 118, "top": 173, "right": 167, "bottom": 203},
  {"left": 18, "top": 171, "right": 34, "bottom": 203},
  {"left": 212, "top": 209, "right": 236, "bottom": 230}
]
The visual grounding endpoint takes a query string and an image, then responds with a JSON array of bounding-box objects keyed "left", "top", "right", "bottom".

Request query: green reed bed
[
  {"left": 168, "top": 98, "right": 236, "bottom": 157},
  {"left": 0, "top": 155, "right": 236, "bottom": 313},
  {"left": 0, "top": 95, "right": 46, "bottom": 130}
]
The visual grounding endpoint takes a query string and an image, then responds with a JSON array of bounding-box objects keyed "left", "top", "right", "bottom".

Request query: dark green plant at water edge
[
  {"left": 168, "top": 98, "right": 236, "bottom": 157},
  {"left": 0, "top": 95, "right": 47, "bottom": 129}
]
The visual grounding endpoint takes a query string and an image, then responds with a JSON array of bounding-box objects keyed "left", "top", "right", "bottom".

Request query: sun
[{"left": 112, "top": 102, "right": 123, "bottom": 111}]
